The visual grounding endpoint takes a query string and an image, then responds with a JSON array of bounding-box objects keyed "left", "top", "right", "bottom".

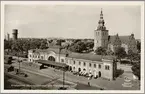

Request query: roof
[
  {"left": 30, "top": 47, "right": 115, "bottom": 62},
  {"left": 108, "top": 35, "right": 130, "bottom": 44},
  {"left": 119, "top": 36, "right": 130, "bottom": 44},
  {"left": 68, "top": 52, "right": 115, "bottom": 62},
  {"left": 35, "top": 60, "right": 68, "bottom": 68},
  {"left": 30, "top": 47, "right": 68, "bottom": 55},
  {"left": 108, "top": 35, "right": 116, "bottom": 44}
]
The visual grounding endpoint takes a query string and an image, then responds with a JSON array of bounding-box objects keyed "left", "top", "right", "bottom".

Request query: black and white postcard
[{"left": 1, "top": 1, "right": 144, "bottom": 93}]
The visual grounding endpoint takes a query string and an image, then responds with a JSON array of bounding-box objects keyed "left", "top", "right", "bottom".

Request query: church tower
[{"left": 94, "top": 9, "right": 109, "bottom": 51}]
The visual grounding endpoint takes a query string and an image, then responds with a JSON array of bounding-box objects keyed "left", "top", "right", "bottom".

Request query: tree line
[{"left": 4, "top": 39, "right": 48, "bottom": 55}]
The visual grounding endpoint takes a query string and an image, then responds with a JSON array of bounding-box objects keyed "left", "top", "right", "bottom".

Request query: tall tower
[
  {"left": 93, "top": 9, "right": 109, "bottom": 51},
  {"left": 12, "top": 29, "right": 18, "bottom": 40}
]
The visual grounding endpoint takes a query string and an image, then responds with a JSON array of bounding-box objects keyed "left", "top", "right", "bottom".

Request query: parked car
[
  {"left": 84, "top": 73, "right": 89, "bottom": 77},
  {"left": 73, "top": 71, "right": 79, "bottom": 75}
]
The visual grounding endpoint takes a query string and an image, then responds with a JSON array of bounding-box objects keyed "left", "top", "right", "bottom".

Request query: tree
[
  {"left": 136, "top": 40, "right": 141, "bottom": 53},
  {"left": 68, "top": 41, "right": 87, "bottom": 53},
  {"left": 74, "top": 39, "right": 81, "bottom": 43},
  {"left": 114, "top": 47, "right": 126, "bottom": 61},
  {"left": 131, "top": 61, "right": 140, "bottom": 80},
  {"left": 4, "top": 40, "right": 12, "bottom": 50},
  {"left": 128, "top": 50, "right": 136, "bottom": 63},
  {"left": 95, "top": 47, "right": 106, "bottom": 55},
  {"left": 11, "top": 40, "right": 24, "bottom": 56},
  {"left": 106, "top": 49, "right": 114, "bottom": 55},
  {"left": 56, "top": 40, "right": 62, "bottom": 46},
  {"left": 22, "top": 40, "right": 30, "bottom": 54},
  {"left": 128, "top": 49, "right": 140, "bottom": 62},
  {"left": 40, "top": 40, "right": 48, "bottom": 49},
  {"left": 85, "top": 41, "right": 94, "bottom": 50}
]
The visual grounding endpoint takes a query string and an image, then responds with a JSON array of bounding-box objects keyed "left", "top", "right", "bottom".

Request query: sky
[{"left": 4, "top": 4, "right": 141, "bottom": 39}]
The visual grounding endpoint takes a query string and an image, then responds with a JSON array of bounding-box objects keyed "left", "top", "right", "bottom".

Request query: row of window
[
  {"left": 73, "top": 66, "right": 109, "bottom": 71},
  {"left": 29, "top": 54, "right": 40, "bottom": 58},
  {"left": 72, "top": 65, "right": 109, "bottom": 70},
  {"left": 71, "top": 60, "right": 102, "bottom": 69}
]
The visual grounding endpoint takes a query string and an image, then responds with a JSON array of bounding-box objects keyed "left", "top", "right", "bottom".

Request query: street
[{"left": 11, "top": 61, "right": 140, "bottom": 90}]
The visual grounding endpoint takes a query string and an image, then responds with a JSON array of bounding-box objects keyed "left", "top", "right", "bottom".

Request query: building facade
[
  {"left": 94, "top": 10, "right": 137, "bottom": 54},
  {"left": 28, "top": 47, "right": 117, "bottom": 80}
]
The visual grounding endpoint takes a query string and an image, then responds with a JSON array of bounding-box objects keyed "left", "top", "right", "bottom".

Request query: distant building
[
  {"left": 12, "top": 29, "right": 18, "bottom": 40},
  {"left": 94, "top": 9, "right": 138, "bottom": 53},
  {"left": 28, "top": 47, "right": 117, "bottom": 80}
]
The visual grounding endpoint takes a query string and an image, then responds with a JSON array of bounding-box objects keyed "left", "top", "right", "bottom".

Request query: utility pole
[
  {"left": 58, "top": 40, "right": 66, "bottom": 90},
  {"left": 63, "top": 67, "right": 65, "bottom": 88},
  {"left": 18, "top": 51, "right": 21, "bottom": 74}
]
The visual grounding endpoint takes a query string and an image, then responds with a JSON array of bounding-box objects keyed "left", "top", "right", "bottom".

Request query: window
[
  {"left": 74, "top": 61, "right": 75, "bottom": 64},
  {"left": 33, "top": 55, "right": 34, "bottom": 58},
  {"left": 61, "top": 59, "right": 64, "bottom": 62},
  {"left": 99, "top": 64, "right": 101, "bottom": 69},
  {"left": 73, "top": 67, "right": 75, "bottom": 70},
  {"left": 84, "top": 62, "right": 86, "bottom": 66},
  {"left": 79, "top": 62, "right": 81, "bottom": 65},
  {"left": 94, "top": 64, "right": 96, "bottom": 68},
  {"left": 105, "top": 65, "right": 110, "bottom": 70},
  {"left": 66, "top": 60, "right": 68, "bottom": 63},
  {"left": 41, "top": 56, "right": 43, "bottom": 60},
  {"left": 89, "top": 63, "right": 91, "bottom": 67},
  {"left": 30, "top": 55, "right": 31, "bottom": 57},
  {"left": 38, "top": 55, "right": 40, "bottom": 58}
]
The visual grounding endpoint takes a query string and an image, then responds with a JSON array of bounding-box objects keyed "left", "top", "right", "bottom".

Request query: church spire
[
  {"left": 96, "top": 8, "right": 106, "bottom": 31},
  {"left": 100, "top": 8, "right": 103, "bottom": 19}
]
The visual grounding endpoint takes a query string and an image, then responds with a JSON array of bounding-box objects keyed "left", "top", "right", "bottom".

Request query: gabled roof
[
  {"left": 108, "top": 35, "right": 131, "bottom": 45},
  {"left": 119, "top": 36, "right": 130, "bottom": 44}
]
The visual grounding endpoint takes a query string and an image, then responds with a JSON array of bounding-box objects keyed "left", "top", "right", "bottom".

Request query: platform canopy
[{"left": 35, "top": 60, "right": 68, "bottom": 68}]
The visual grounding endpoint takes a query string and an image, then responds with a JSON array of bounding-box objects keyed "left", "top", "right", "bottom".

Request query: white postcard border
[{"left": 1, "top": 1, "right": 144, "bottom": 93}]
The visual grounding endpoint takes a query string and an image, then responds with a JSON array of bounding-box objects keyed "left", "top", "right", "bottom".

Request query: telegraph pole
[{"left": 62, "top": 66, "right": 66, "bottom": 89}]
